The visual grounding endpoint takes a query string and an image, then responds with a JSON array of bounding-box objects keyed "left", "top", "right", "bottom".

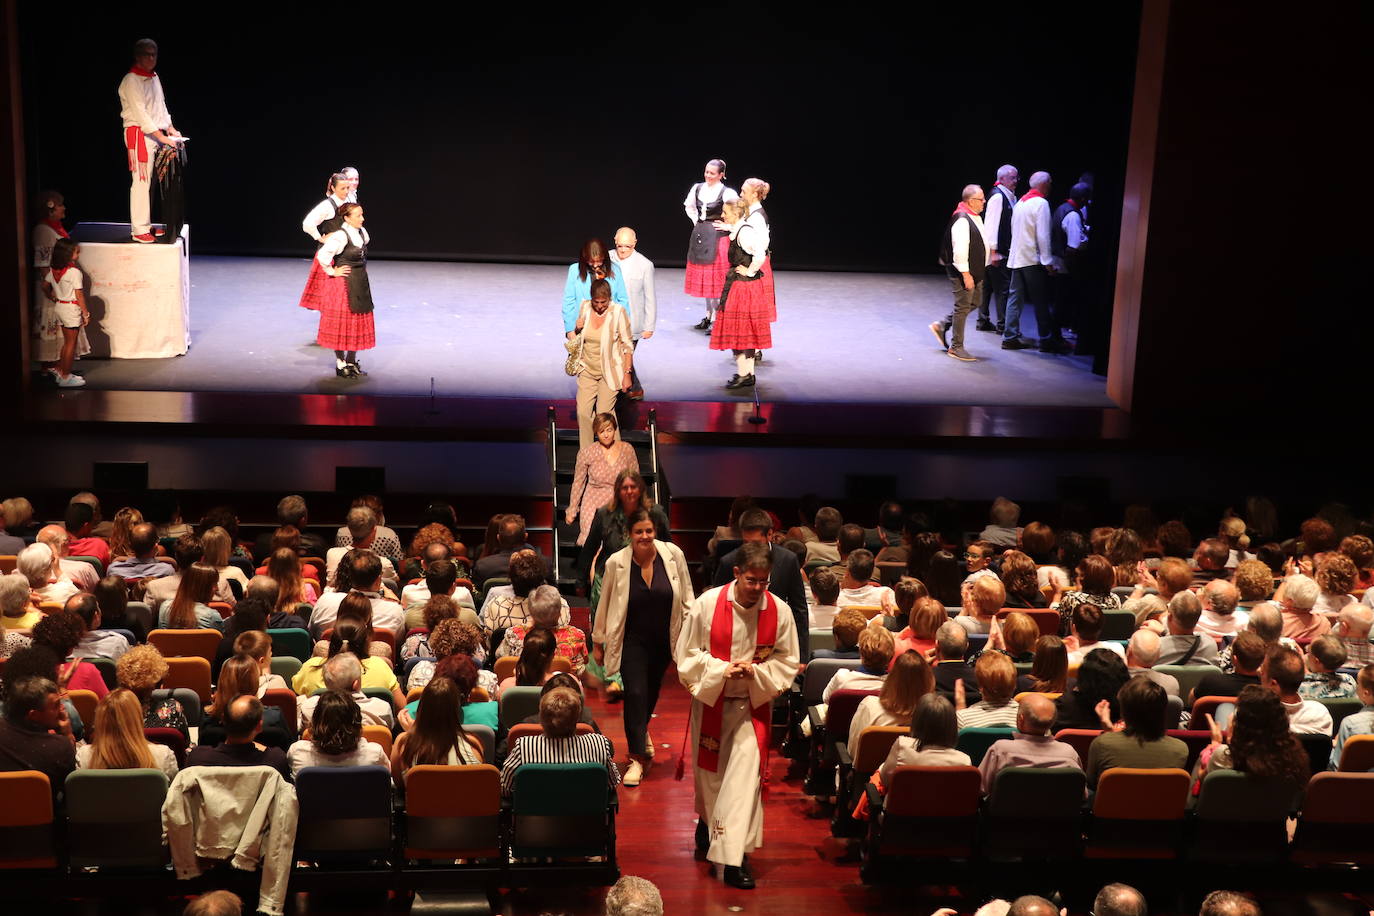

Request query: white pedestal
[{"left": 71, "top": 222, "right": 191, "bottom": 359}]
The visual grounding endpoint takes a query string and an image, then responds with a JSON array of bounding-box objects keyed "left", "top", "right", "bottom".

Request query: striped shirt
[
  {"left": 957, "top": 699, "right": 1020, "bottom": 729},
  {"left": 500, "top": 731, "right": 621, "bottom": 795}
]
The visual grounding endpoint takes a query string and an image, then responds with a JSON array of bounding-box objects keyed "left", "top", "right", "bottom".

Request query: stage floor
[{"left": 65, "top": 255, "right": 1113, "bottom": 408}]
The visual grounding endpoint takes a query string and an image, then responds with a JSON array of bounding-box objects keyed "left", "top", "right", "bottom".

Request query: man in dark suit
[
  {"left": 932, "top": 621, "right": 980, "bottom": 703},
  {"left": 713, "top": 508, "right": 810, "bottom": 657}
]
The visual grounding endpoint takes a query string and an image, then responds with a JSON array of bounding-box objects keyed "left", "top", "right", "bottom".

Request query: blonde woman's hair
[
  {"left": 88, "top": 688, "right": 156, "bottom": 770},
  {"left": 202, "top": 526, "right": 233, "bottom": 568}
]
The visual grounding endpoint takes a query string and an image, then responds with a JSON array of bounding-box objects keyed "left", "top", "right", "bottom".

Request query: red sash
[
  {"left": 696, "top": 585, "right": 777, "bottom": 774},
  {"left": 126, "top": 126, "right": 149, "bottom": 179}
]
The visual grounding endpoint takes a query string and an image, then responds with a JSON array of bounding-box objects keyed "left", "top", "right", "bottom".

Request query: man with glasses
[
  {"left": 610, "top": 226, "right": 656, "bottom": 401},
  {"left": 678, "top": 541, "right": 799, "bottom": 890},
  {"left": 118, "top": 38, "right": 182, "bottom": 243},
  {"left": 930, "top": 185, "right": 989, "bottom": 362}
]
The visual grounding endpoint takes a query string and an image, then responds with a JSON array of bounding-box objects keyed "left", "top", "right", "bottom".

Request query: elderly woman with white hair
[
  {"left": 1275, "top": 574, "right": 1330, "bottom": 640},
  {"left": 496, "top": 584, "right": 588, "bottom": 676},
  {"left": 18, "top": 543, "right": 79, "bottom": 607},
  {"left": 0, "top": 573, "right": 38, "bottom": 649}
]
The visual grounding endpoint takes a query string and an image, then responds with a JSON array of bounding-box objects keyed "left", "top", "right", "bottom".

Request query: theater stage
[{"left": 61, "top": 255, "right": 1111, "bottom": 408}]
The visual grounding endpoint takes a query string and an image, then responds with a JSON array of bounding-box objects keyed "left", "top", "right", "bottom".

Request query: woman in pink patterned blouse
[{"left": 565, "top": 413, "right": 638, "bottom": 546}]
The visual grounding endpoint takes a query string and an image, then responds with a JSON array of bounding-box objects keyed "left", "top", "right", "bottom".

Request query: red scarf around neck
[
  {"left": 1020, "top": 188, "right": 1046, "bottom": 203},
  {"left": 50, "top": 264, "right": 73, "bottom": 283},
  {"left": 952, "top": 201, "right": 979, "bottom": 218},
  {"left": 42, "top": 217, "right": 68, "bottom": 239},
  {"left": 129, "top": 65, "right": 156, "bottom": 78},
  {"left": 695, "top": 583, "right": 778, "bottom": 774}
]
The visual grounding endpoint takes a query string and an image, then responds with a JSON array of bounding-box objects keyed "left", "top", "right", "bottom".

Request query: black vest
[
  {"left": 991, "top": 185, "right": 1015, "bottom": 254},
  {"left": 939, "top": 213, "right": 986, "bottom": 282},
  {"left": 1051, "top": 200, "right": 1082, "bottom": 259},
  {"left": 317, "top": 197, "right": 346, "bottom": 241},
  {"left": 692, "top": 182, "right": 733, "bottom": 222}
]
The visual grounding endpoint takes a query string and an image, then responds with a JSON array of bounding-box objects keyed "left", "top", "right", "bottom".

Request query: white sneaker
[
  {"left": 56, "top": 373, "right": 86, "bottom": 387},
  {"left": 623, "top": 759, "right": 643, "bottom": 787}
]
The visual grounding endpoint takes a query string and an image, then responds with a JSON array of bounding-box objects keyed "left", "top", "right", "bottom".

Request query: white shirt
[
  {"left": 302, "top": 195, "right": 349, "bottom": 241},
  {"left": 77, "top": 742, "right": 178, "bottom": 782},
  {"left": 33, "top": 222, "right": 60, "bottom": 268},
  {"left": 316, "top": 225, "right": 369, "bottom": 268},
  {"left": 323, "top": 548, "right": 397, "bottom": 590},
  {"left": 1284, "top": 698, "right": 1334, "bottom": 735},
  {"left": 308, "top": 590, "right": 404, "bottom": 639},
  {"left": 810, "top": 604, "right": 840, "bottom": 629},
  {"left": 1197, "top": 608, "right": 1249, "bottom": 641},
  {"left": 296, "top": 690, "right": 394, "bottom": 733},
  {"left": 729, "top": 222, "right": 768, "bottom": 274},
  {"left": 950, "top": 212, "right": 989, "bottom": 274},
  {"left": 287, "top": 737, "right": 389, "bottom": 778},
  {"left": 837, "top": 583, "right": 896, "bottom": 613},
  {"left": 73, "top": 630, "right": 129, "bottom": 662},
  {"left": 1068, "top": 639, "right": 1127, "bottom": 667},
  {"left": 118, "top": 71, "right": 172, "bottom": 133},
  {"left": 59, "top": 557, "right": 98, "bottom": 591},
  {"left": 44, "top": 267, "right": 83, "bottom": 302},
  {"left": 982, "top": 184, "right": 1016, "bottom": 254},
  {"left": 683, "top": 181, "right": 738, "bottom": 223},
  {"left": 610, "top": 249, "right": 657, "bottom": 338},
  {"left": 1008, "top": 194, "right": 1053, "bottom": 270},
  {"left": 399, "top": 581, "right": 476, "bottom": 613}
]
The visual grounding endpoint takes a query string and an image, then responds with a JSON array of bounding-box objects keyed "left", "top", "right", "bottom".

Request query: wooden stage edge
[{"left": 25, "top": 388, "right": 1139, "bottom": 449}]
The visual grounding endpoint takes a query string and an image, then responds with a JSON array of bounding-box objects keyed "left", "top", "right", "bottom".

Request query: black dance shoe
[
  {"left": 335, "top": 364, "right": 357, "bottom": 378},
  {"left": 349, "top": 361, "right": 369, "bottom": 376},
  {"left": 694, "top": 317, "right": 713, "bottom": 330},
  {"left": 695, "top": 820, "right": 709, "bottom": 853},
  {"left": 723, "top": 859, "right": 755, "bottom": 890},
  {"left": 725, "top": 374, "right": 756, "bottom": 390}
]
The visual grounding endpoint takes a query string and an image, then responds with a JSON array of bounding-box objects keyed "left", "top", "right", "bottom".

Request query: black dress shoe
[
  {"left": 976, "top": 319, "right": 997, "bottom": 332},
  {"left": 335, "top": 365, "right": 356, "bottom": 378},
  {"left": 753, "top": 350, "right": 764, "bottom": 361},
  {"left": 725, "top": 374, "right": 755, "bottom": 390},
  {"left": 723, "top": 859, "right": 755, "bottom": 890},
  {"left": 694, "top": 317, "right": 712, "bottom": 330},
  {"left": 1039, "top": 339, "right": 1072, "bottom": 355},
  {"left": 1002, "top": 337, "right": 1036, "bottom": 350},
  {"left": 695, "top": 820, "right": 709, "bottom": 853},
  {"left": 349, "top": 362, "right": 369, "bottom": 376}
]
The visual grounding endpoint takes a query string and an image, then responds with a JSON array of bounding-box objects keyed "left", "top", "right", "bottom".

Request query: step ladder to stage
[{"left": 545, "top": 407, "right": 669, "bottom": 598}]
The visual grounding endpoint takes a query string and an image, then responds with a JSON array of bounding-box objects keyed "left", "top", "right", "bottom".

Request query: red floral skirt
[
  {"left": 315, "top": 275, "right": 375, "bottom": 351},
  {"left": 684, "top": 234, "right": 730, "bottom": 298},
  {"left": 709, "top": 275, "right": 773, "bottom": 351},
  {"left": 298, "top": 258, "right": 328, "bottom": 310}
]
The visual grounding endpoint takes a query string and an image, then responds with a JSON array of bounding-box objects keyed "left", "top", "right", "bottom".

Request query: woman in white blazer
[{"left": 593, "top": 507, "right": 694, "bottom": 786}]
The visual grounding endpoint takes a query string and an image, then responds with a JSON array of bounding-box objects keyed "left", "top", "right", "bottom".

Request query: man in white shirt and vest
[
  {"left": 930, "top": 185, "right": 989, "bottom": 362},
  {"left": 118, "top": 39, "right": 182, "bottom": 244},
  {"left": 610, "top": 227, "right": 656, "bottom": 401},
  {"left": 1002, "top": 171, "right": 1069, "bottom": 354},
  {"left": 980, "top": 164, "right": 1018, "bottom": 334}
]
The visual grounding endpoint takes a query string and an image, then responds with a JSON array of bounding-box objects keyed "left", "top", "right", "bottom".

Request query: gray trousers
[{"left": 941, "top": 277, "right": 983, "bottom": 350}]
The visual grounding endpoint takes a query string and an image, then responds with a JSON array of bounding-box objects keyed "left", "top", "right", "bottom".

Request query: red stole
[
  {"left": 1019, "top": 188, "right": 1046, "bottom": 203},
  {"left": 42, "top": 218, "right": 69, "bottom": 239},
  {"left": 125, "top": 68, "right": 157, "bottom": 178},
  {"left": 696, "top": 584, "right": 778, "bottom": 775}
]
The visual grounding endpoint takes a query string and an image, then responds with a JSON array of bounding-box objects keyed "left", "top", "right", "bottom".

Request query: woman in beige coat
[{"left": 593, "top": 507, "right": 694, "bottom": 786}]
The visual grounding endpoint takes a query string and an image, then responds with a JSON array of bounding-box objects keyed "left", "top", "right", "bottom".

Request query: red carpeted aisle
[{"left": 498, "top": 670, "right": 912, "bottom": 915}]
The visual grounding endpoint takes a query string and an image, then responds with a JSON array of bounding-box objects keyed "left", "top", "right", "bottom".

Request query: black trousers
[
  {"left": 982, "top": 262, "right": 1011, "bottom": 326},
  {"left": 620, "top": 632, "right": 673, "bottom": 757}
]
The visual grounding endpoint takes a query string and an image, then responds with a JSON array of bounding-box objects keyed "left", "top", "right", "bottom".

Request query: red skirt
[
  {"left": 315, "top": 275, "right": 376, "bottom": 351},
  {"left": 298, "top": 258, "right": 328, "bottom": 310},
  {"left": 683, "top": 234, "right": 730, "bottom": 298},
  {"left": 709, "top": 277, "right": 773, "bottom": 351},
  {"left": 760, "top": 255, "right": 777, "bottom": 322}
]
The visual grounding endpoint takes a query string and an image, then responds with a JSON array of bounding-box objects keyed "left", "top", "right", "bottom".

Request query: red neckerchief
[
  {"left": 129, "top": 66, "right": 156, "bottom": 78},
  {"left": 1067, "top": 198, "right": 1086, "bottom": 210},
  {"left": 696, "top": 583, "right": 778, "bottom": 775},
  {"left": 43, "top": 218, "right": 69, "bottom": 239},
  {"left": 1020, "top": 188, "right": 1046, "bottom": 202},
  {"left": 952, "top": 201, "right": 979, "bottom": 217},
  {"left": 50, "top": 264, "right": 73, "bottom": 283}
]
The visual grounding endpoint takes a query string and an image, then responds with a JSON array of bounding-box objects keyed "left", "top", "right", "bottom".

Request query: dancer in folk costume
[
  {"left": 315, "top": 203, "right": 375, "bottom": 378},
  {"left": 683, "top": 159, "right": 739, "bottom": 332},
  {"left": 118, "top": 38, "right": 182, "bottom": 243},
  {"left": 298, "top": 173, "right": 352, "bottom": 311},
  {"left": 40, "top": 239, "right": 91, "bottom": 388},
  {"left": 31, "top": 191, "right": 90, "bottom": 372},
  {"left": 710, "top": 200, "right": 771, "bottom": 389},
  {"left": 676, "top": 541, "right": 799, "bottom": 890}
]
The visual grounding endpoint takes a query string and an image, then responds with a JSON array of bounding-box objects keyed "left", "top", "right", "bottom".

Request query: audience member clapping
[
  {"left": 33, "top": 610, "right": 107, "bottom": 699},
  {"left": 1085, "top": 676, "right": 1187, "bottom": 786},
  {"left": 1192, "top": 684, "right": 1308, "bottom": 790},
  {"left": 1055, "top": 648, "right": 1129, "bottom": 730}
]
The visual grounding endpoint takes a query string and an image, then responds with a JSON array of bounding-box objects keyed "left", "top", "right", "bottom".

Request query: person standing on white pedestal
[
  {"left": 610, "top": 227, "right": 655, "bottom": 401},
  {"left": 40, "top": 239, "right": 90, "bottom": 388},
  {"left": 677, "top": 540, "right": 799, "bottom": 891},
  {"left": 118, "top": 38, "right": 182, "bottom": 244}
]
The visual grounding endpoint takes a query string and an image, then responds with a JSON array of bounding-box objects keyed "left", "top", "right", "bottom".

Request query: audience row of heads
[{"left": 990, "top": 886, "right": 1259, "bottom": 916}]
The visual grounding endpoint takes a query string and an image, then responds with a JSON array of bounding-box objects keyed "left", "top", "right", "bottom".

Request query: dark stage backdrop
[{"left": 19, "top": 5, "right": 1139, "bottom": 271}]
